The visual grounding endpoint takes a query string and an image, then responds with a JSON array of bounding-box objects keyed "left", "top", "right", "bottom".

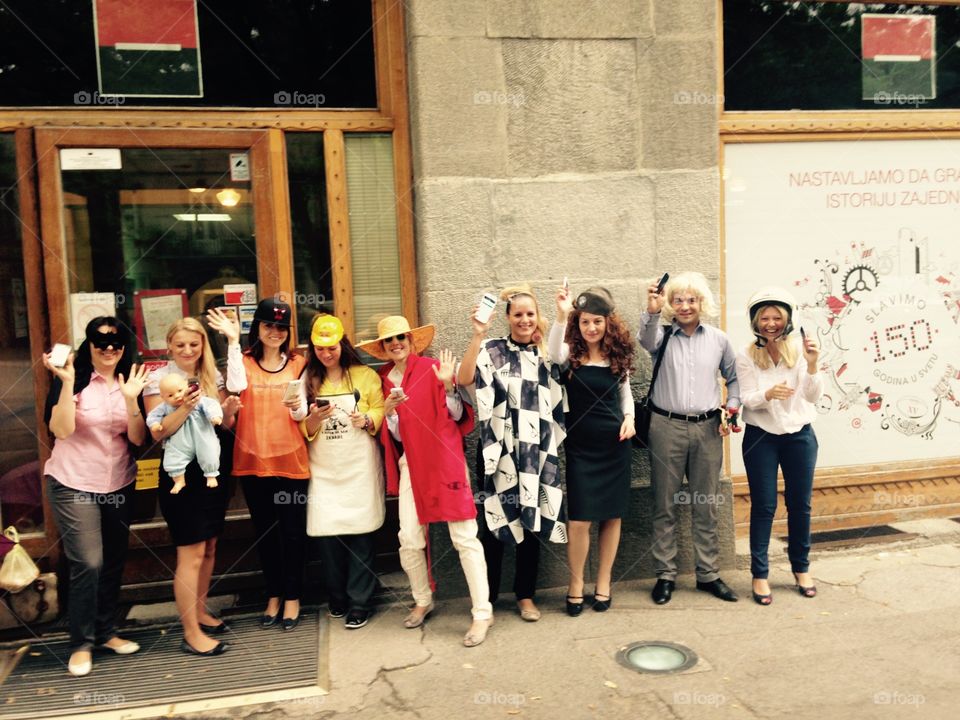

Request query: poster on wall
[
  {"left": 724, "top": 140, "right": 960, "bottom": 473},
  {"left": 134, "top": 289, "right": 188, "bottom": 357},
  {"left": 69, "top": 292, "right": 117, "bottom": 349}
]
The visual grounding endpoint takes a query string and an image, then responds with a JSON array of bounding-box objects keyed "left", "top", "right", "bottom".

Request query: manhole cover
[{"left": 617, "top": 641, "right": 698, "bottom": 674}]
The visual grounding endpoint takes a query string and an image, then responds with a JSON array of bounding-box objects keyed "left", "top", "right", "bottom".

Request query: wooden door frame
[{"left": 33, "top": 127, "right": 293, "bottom": 558}]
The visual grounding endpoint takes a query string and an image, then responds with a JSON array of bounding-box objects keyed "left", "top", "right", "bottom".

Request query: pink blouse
[{"left": 43, "top": 372, "right": 137, "bottom": 494}]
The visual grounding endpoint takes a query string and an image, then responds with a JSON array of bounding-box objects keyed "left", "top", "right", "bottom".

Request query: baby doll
[{"left": 146, "top": 374, "right": 223, "bottom": 494}]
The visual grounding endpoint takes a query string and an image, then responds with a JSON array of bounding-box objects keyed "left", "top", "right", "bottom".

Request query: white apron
[{"left": 306, "top": 391, "right": 386, "bottom": 536}]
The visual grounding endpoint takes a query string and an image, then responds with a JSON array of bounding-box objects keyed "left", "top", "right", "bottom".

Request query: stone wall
[{"left": 404, "top": 0, "right": 733, "bottom": 599}]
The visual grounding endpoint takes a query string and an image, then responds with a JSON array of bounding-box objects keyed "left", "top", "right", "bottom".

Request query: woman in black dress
[
  {"left": 144, "top": 318, "right": 240, "bottom": 656},
  {"left": 550, "top": 286, "right": 635, "bottom": 615}
]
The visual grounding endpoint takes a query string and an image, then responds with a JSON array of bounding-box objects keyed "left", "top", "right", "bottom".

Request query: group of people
[{"left": 41, "top": 271, "right": 823, "bottom": 678}]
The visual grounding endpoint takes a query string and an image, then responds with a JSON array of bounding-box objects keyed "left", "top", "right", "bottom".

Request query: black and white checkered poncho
[{"left": 476, "top": 336, "right": 567, "bottom": 545}]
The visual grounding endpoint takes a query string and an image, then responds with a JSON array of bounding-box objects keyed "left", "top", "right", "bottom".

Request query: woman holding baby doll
[
  {"left": 735, "top": 288, "right": 822, "bottom": 606},
  {"left": 550, "top": 285, "right": 635, "bottom": 615},
  {"left": 207, "top": 299, "right": 309, "bottom": 632},
  {"left": 144, "top": 317, "right": 240, "bottom": 656},
  {"left": 289, "top": 314, "right": 385, "bottom": 630}
]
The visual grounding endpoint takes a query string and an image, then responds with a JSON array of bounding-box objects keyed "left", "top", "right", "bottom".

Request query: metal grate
[
  {"left": 0, "top": 614, "right": 323, "bottom": 719},
  {"left": 784, "top": 524, "right": 913, "bottom": 551}
]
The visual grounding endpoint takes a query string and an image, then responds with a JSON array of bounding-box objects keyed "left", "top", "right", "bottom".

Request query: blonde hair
[
  {"left": 166, "top": 318, "right": 220, "bottom": 399},
  {"left": 745, "top": 304, "right": 799, "bottom": 370},
  {"left": 500, "top": 284, "right": 548, "bottom": 353},
  {"left": 660, "top": 271, "right": 718, "bottom": 324}
]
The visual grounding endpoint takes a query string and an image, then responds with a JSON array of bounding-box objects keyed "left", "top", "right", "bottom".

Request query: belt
[{"left": 649, "top": 404, "right": 720, "bottom": 423}]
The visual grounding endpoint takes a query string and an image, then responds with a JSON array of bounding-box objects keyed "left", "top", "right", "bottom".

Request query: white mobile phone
[
  {"left": 562, "top": 276, "right": 569, "bottom": 292},
  {"left": 390, "top": 386, "right": 404, "bottom": 397},
  {"left": 50, "top": 343, "right": 72, "bottom": 368},
  {"left": 475, "top": 292, "right": 498, "bottom": 323},
  {"left": 282, "top": 379, "right": 302, "bottom": 403}
]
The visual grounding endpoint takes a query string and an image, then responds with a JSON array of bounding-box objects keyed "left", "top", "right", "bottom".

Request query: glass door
[{"left": 35, "top": 128, "right": 292, "bottom": 589}]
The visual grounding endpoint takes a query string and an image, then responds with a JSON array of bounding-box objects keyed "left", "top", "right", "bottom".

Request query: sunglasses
[{"left": 383, "top": 333, "right": 407, "bottom": 343}]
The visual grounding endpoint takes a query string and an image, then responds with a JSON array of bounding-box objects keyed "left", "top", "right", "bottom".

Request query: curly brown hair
[{"left": 564, "top": 309, "right": 635, "bottom": 379}]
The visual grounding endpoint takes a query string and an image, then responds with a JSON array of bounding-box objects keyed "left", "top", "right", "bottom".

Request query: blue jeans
[
  {"left": 47, "top": 476, "right": 134, "bottom": 651},
  {"left": 742, "top": 424, "right": 818, "bottom": 579}
]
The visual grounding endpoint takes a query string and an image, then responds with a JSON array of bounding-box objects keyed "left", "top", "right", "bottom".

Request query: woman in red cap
[
  {"left": 290, "top": 314, "right": 385, "bottom": 629},
  {"left": 358, "top": 316, "right": 493, "bottom": 647},
  {"left": 207, "top": 299, "right": 309, "bottom": 632}
]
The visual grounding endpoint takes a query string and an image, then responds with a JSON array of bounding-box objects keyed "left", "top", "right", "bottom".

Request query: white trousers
[{"left": 397, "top": 455, "right": 492, "bottom": 620}]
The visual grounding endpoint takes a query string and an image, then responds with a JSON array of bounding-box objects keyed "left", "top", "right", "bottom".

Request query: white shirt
[{"left": 735, "top": 337, "right": 823, "bottom": 435}]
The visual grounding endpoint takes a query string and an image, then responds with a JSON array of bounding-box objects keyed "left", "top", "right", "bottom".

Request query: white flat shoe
[
  {"left": 96, "top": 638, "right": 140, "bottom": 655},
  {"left": 68, "top": 652, "right": 92, "bottom": 677},
  {"left": 463, "top": 616, "right": 494, "bottom": 647}
]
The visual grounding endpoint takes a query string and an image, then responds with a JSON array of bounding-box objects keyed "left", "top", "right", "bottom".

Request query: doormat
[
  {"left": 788, "top": 524, "right": 916, "bottom": 552},
  {"left": 0, "top": 614, "right": 326, "bottom": 719}
]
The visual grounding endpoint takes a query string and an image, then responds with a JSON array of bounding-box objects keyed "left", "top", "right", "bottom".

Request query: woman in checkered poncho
[{"left": 459, "top": 285, "right": 567, "bottom": 623}]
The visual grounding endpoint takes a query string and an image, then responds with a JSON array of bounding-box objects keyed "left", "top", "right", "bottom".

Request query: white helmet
[{"left": 747, "top": 287, "right": 797, "bottom": 347}]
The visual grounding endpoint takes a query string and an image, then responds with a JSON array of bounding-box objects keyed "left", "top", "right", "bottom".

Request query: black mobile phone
[
  {"left": 187, "top": 377, "right": 200, "bottom": 394},
  {"left": 656, "top": 272, "right": 669, "bottom": 294},
  {"left": 315, "top": 398, "right": 330, "bottom": 408},
  {"left": 800, "top": 327, "right": 807, "bottom": 341}
]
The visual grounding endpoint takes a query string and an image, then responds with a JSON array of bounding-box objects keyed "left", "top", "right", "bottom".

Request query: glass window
[
  {"left": 0, "top": 134, "right": 43, "bottom": 535},
  {"left": 60, "top": 146, "right": 257, "bottom": 523},
  {"left": 345, "top": 134, "right": 401, "bottom": 342},
  {"left": 287, "top": 133, "right": 333, "bottom": 346},
  {"left": 0, "top": 0, "right": 376, "bottom": 108},
  {"left": 724, "top": 1, "right": 960, "bottom": 110}
]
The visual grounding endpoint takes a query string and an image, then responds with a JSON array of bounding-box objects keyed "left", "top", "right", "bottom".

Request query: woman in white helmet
[{"left": 735, "top": 288, "right": 823, "bottom": 605}]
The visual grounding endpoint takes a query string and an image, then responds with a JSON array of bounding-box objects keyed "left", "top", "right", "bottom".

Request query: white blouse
[{"left": 735, "top": 337, "right": 824, "bottom": 435}]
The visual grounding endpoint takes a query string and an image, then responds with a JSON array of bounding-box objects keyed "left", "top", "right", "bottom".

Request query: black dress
[
  {"left": 564, "top": 365, "right": 631, "bottom": 521},
  {"left": 158, "top": 428, "right": 233, "bottom": 546}
]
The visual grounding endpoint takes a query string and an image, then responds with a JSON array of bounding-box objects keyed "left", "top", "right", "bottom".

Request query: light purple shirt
[{"left": 638, "top": 312, "right": 741, "bottom": 414}]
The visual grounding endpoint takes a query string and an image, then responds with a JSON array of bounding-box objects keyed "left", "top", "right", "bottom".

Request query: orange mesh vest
[{"left": 233, "top": 354, "right": 309, "bottom": 479}]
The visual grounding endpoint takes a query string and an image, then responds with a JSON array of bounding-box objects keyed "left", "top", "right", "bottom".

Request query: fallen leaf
[
  {"left": 603, "top": 681, "right": 618, "bottom": 689},
  {"left": 29, "top": 652, "right": 42, "bottom": 657},
  {"left": 819, "top": 611, "right": 831, "bottom": 616},
  {"left": 530, "top": 696, "right": 541, "bottom": 701},
  {"left": 507, "top": 711, "right": 520, "bottom": 716},
  {"left": 462, "top": 663, "right": 474, "bottom": 669}
]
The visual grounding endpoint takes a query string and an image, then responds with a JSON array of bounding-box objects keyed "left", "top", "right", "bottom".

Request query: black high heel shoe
[
  {"left": 565, "top": 596, "right": 584, "bottom": 617},
  {"left": 793, "top": 572, "right": 817, "bottom": 598},
  {"left": 592, "top": 593, "right": 612, "bottom": 612}
]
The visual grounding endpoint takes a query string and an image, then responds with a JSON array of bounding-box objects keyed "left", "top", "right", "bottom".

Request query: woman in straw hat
[
  {"left": 290, "top": 314, "right": 385, "bottom": 629},
  {"left": 458, "top": 285, "right": 567, "bottom": 623},
  {"left": 358, "top": 316, "right": 493, "bottom": 647},
  {"left": 550, "top": 285, "right": 636, "bottom": 616}
]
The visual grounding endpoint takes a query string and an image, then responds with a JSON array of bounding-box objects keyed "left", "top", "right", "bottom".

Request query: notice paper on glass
[
  {"left": 134, "top": 289, "right": 188, "bottom": 356},
  {"left": 223, "top": 283, "right": 256, "bottom": 305},
  {"left": 70, "top": 292, "right": 117, "bottom": 348}
]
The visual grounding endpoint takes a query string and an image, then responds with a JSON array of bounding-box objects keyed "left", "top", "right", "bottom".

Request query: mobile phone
[
  {"left": 562, "top": 276, "right": 569, "bottom": 292},
  {"left": 800, "top": 326, "right": 807, "bottom": 341},
  {"left": 390, "top": 386, "right": 404, "bottom": 397},
  {"left": 475, "top": 292, "right": 498, "bottom": 323},
  {"left": 315, "top": 398, "right": 330, "bottom": 408},
  {"left": 49, "top": 343, "right": 72, "bottom": 368},
  {"left": 656, "top": 272, "right": 670, "bottom": 294},
  {"left": 282, "top": 379, "right": 302, "bottom": 403},
  {"left": 187, "top": 376, "right": 200, "bottom": 394}
]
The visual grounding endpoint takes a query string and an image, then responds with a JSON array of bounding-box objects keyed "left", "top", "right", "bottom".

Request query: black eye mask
[{"left": 87, "top": 329, "right": 124, "bottom": 350}]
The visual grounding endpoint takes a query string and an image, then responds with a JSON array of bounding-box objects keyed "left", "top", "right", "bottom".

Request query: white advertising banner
[{"left": 724, "top": 140, "right": 960, "bottom": 472}]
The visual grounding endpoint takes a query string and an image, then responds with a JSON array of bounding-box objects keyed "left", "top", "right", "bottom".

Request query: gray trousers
[
  {"left": 648, "top": 413, "right": 723, "bottom": 582},
  {"left": 47, "top": 476, "right": 134, "bottom": 651}
]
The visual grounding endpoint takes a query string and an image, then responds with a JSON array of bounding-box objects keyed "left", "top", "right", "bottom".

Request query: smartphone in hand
[
  {"left": 282, "top": 379, "right": 302, "bottom": 403},
  {"left": 656, "top": 272, "right": 670, "bottom": 294},
  {"left": 49, "top": 343, "right": 72, "bottom": 368},
  {"left": 315, "top": 398, "right": 330, "bottom": 408},
  {"left": 475, "top": 293, "right": 498, "bottom": 323}
]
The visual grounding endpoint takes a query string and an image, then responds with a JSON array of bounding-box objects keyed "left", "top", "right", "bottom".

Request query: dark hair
[
  {"left": 302, "top": 335, "right": 365, "bottom": 400},
  {"left": 565, "top": 309, "right": 635, "bottom": 380},
  {"left": 44, "top": 316, "right": 133, "bottom": 424},
  {"left": 245, "top": 319, "right": 295, "bottom": 361}
]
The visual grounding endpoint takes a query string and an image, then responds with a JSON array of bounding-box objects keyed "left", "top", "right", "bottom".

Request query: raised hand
[
  {"left": 646, "top": 279, "right": 665, "bottom": 314},
  {"left": 42, "top": 351, "right": 75, "bottom": 385},
  {"left": 469, "top": 305, "right": 491, "bottom": 338},
  {"left": 206, "top": 307, "right": 241, "bottom": 344},
  {"left": 556, "top": 286, "right": 573, "bottom": 322},
  {"left": 802, "top": 334, "right": 821, "bottom": 368},
  {"left": 432, "top": 348, "right": 457, "bottom": 388},
  {"left": 118, "top": 363, "right": 150, "bottom": 400}
]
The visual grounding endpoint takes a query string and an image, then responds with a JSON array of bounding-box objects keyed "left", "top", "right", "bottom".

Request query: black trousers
[
  {"left": 240, "top": 476, "right": 307, "bottom": 601},
  {"left": 481, "top": 526, "right": 541, "bottom": 602},
  {"left": 317, "top": 533, "right": 377, "bottom": 612}
]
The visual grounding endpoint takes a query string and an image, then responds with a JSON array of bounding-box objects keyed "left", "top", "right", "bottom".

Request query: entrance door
[{"left": 35, "top": 128, "right": 292, "bottom": 593}]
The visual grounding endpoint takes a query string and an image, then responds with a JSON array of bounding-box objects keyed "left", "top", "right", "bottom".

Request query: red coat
[{"left": 378, "top": 354, "right": 476, "bottom": 524}]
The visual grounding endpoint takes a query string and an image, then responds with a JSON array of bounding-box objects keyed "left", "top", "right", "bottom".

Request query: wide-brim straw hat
[{"left": 356, "top": 316, "right": 435, "bottom": 361}]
